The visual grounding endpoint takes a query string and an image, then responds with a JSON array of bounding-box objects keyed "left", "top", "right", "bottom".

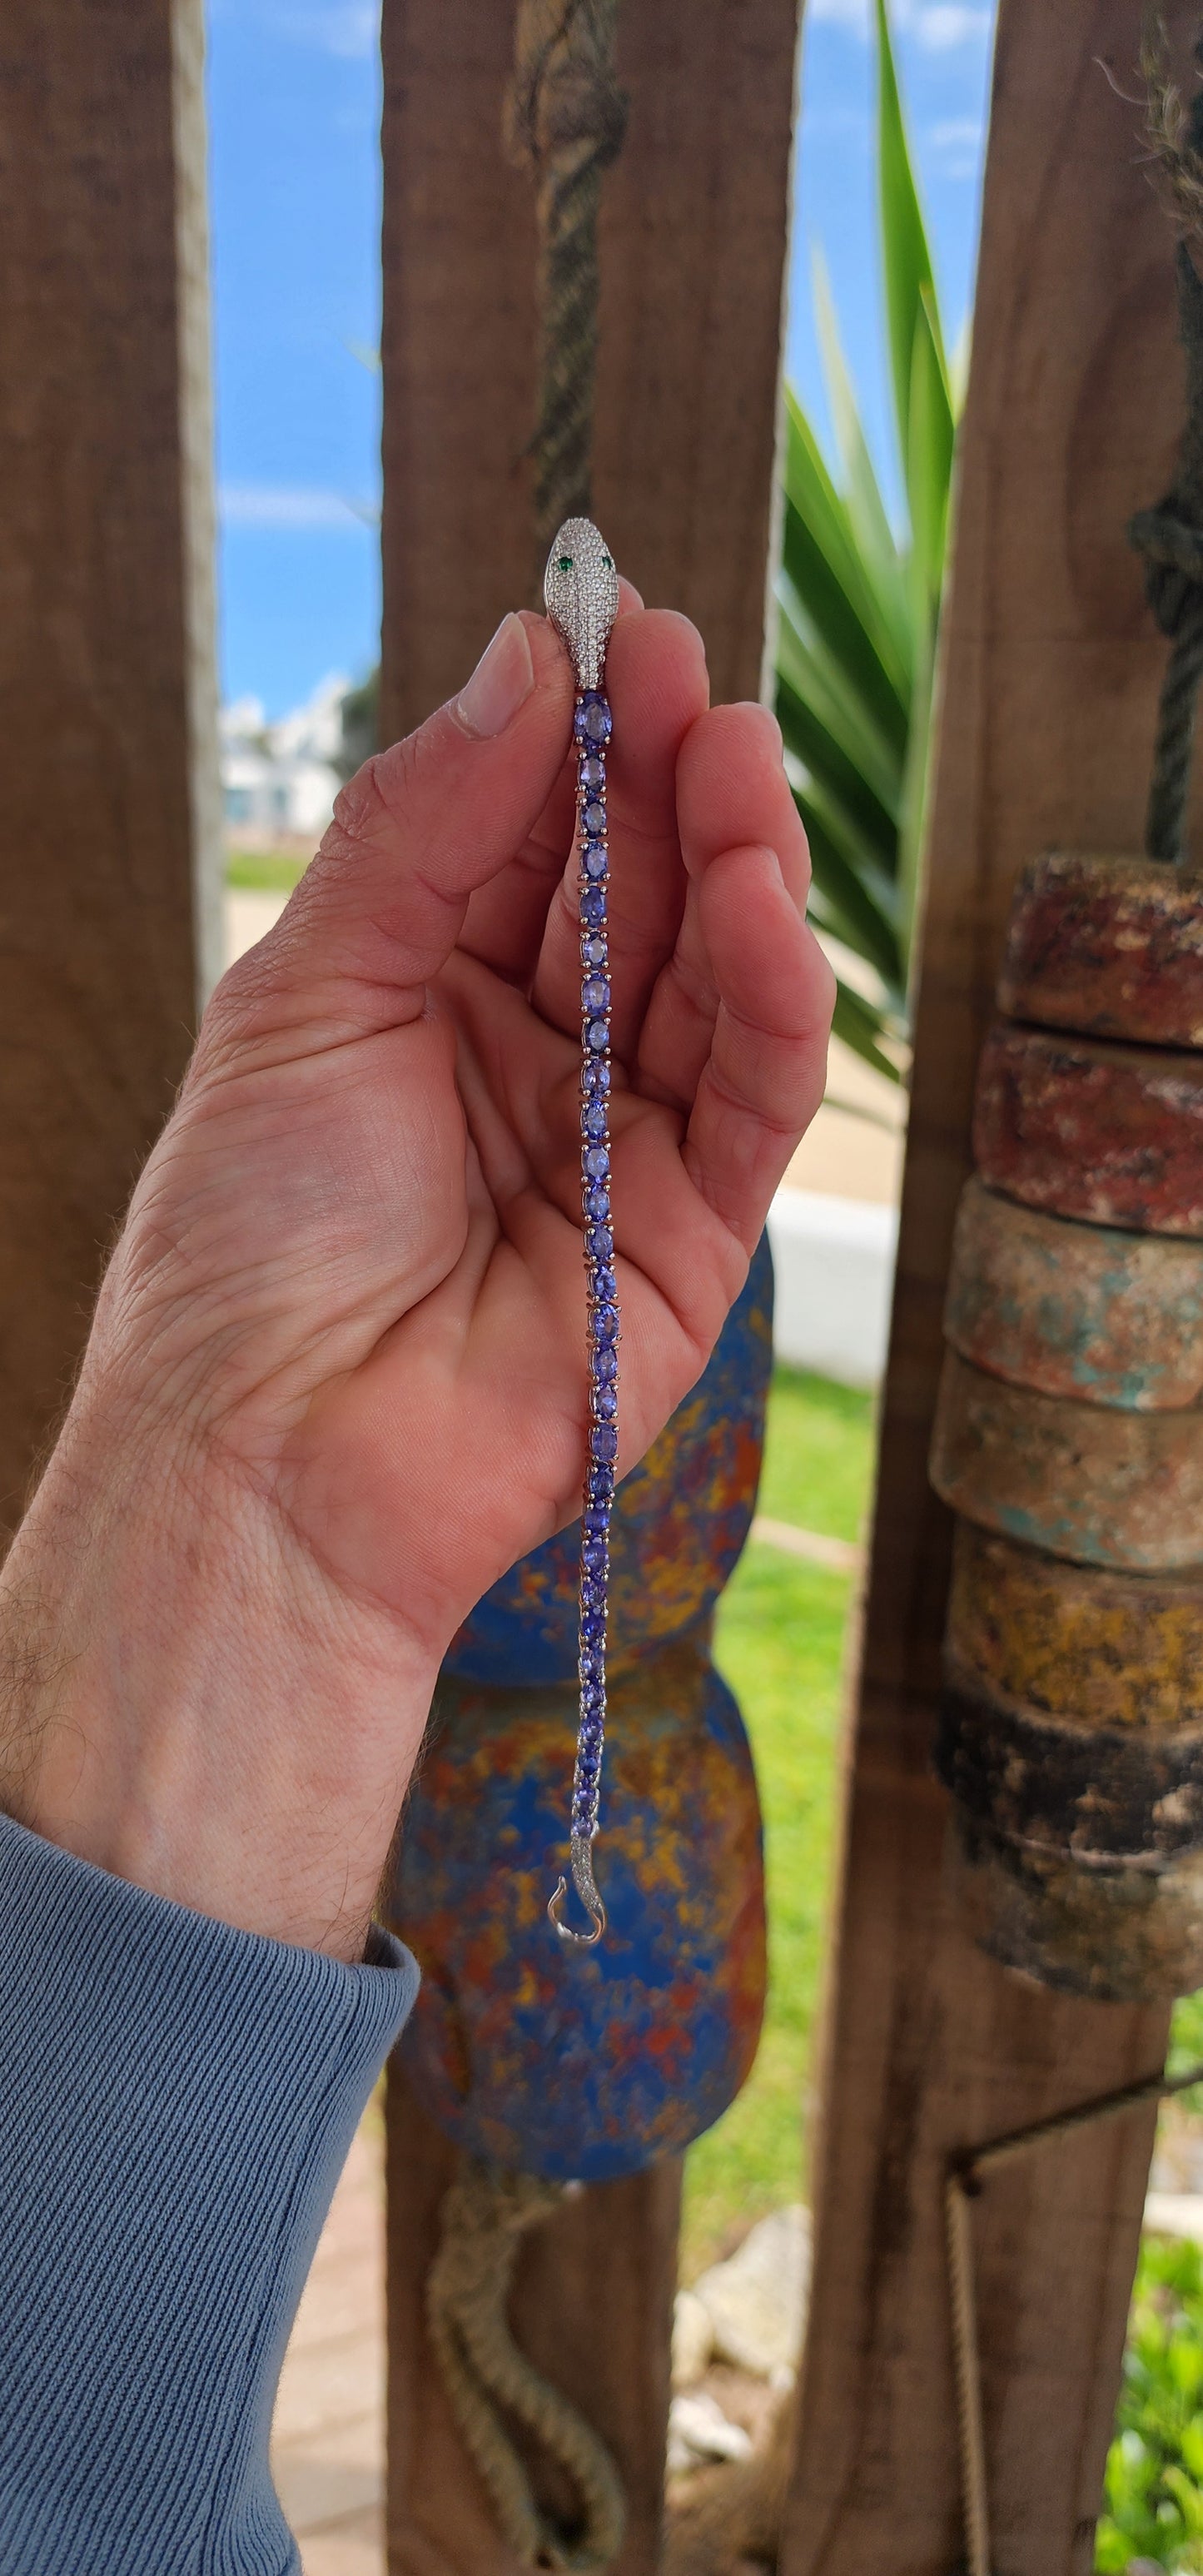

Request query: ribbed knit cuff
[{"left": 0, "top": 1813, "right": 418, "bottom": 2573}]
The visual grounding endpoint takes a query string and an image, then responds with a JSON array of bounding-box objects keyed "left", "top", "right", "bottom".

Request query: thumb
[{"left": 208, "top": 610, "right": 574, "bottom": 1043}]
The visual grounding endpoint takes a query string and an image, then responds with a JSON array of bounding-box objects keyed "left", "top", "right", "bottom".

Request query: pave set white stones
[{"left": 543, "top": 517, "right": 620, "bottom": 1949}]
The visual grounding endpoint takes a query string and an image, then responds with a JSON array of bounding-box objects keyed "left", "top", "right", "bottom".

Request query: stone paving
[{"left": 272, "top": 2117, "right": 385, "bottom": 2576}]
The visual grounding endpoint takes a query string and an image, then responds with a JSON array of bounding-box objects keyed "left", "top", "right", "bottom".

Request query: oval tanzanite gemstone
[
  {"left": 580, "top": 754, "right": 605, "bottom": 790},
  {"left": 594, "top": 1345, "right": 618, "bottom": 1385},
  {"left": 588, "top": 1224, "right": 614, "bottom": 1260},
  {"left": 595, "top": 1387, "right": 618, "bottom": 1422},
  {"left": 574, "top": 692, "right": 613, "bottom": 746},
  {"left": 594, "top": 1266, "right": 618, "bottom": 1302},
  {"left": 594, "top": 1301, "right": 619, "bottom": 1341},
  {"left": 584, "top": 1184, "right": 609, "bottom": 1221},
  {"left": 582, "top": 1508, "right": 609, "bottom": 1539},
  {"left": 580, "top": 886, "right": 607, "bottom": 927},
  {"left": 583, "top": 1099, "right": 608, "bottom": 1136},
  {"left": 582, "top": 977, "right": 610, "bottom": 1014},
  {"left": 583, "top": 799, "right": 607, "bottom": 838},
  {"left": 583, "top": 843, "right": 608, "bottom": 880},
  {"left": 584, "top": 1144, "right": 609, "bottom": 1178},
  {"left": 582, "top": 1539, "right": 607, "bottom": 1576},
  {"left": 580, "top": 1611, "right": 605, "bottom": 1648},
  {"left": 581, "top": 934, "right": 607, "bottom": 968},
  {"left": 582, "top": 1057, "right": 610, "bottom": 1093},
  {"left": 586, "top": 1019, "right": 609, "bottom": 1052},
  {"left": 590, "top": 1424, "right": 619, "bottom": 1462}
]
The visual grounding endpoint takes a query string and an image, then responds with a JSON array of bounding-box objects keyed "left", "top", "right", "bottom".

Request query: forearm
[{"left": 0, "top": 1386, "right": 439, "bottom": 1963}]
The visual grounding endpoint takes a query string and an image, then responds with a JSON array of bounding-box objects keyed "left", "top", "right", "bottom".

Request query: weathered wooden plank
[
  {"left": 781, "top": 9, "right": 1199, "bottom": 2571},
  {"left": 379, "top": 7, "right": 800, "bottom": 2568},
  {"left": 0, "top": 0, "right": 215, "bottom": 1525}
]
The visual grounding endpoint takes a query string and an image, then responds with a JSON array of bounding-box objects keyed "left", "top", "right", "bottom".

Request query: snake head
[{"left": 543, "top": 517, "right": 619, "bottom": 694}]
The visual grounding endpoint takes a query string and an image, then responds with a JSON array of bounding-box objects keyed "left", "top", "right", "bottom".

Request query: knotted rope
[
  {"left": 1129, "top": 22, "right": 1203, "bottom": 869},
  {"left": 426, "top": 2156, "right": 626, "bottom": 2570},
  {"left": 505, "top": 0, "right": 628, "bottom": 557}
]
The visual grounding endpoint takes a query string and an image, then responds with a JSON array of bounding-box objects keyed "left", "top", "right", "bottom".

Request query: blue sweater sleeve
[{"left": 0, "top": 1812, "right": 419, "bottom": 2573}]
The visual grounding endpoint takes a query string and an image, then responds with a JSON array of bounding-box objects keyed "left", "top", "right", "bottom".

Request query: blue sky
[{"left": 208, "top": 0, "right": 995, "bottom": 718}]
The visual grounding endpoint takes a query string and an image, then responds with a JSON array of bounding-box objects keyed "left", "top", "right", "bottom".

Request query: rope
[
  {"left": 505, "top": 0, "right": 628, "bottom": 559},
  {"left": 1130, "top": 25, "right": 1203, "bottom": 868},
  {"left": 946, "top": 2054, "right": 1203, "bottom": 2576},
  {"left": 426, "top": 2155, "right": 627, "bottom": 2570}
]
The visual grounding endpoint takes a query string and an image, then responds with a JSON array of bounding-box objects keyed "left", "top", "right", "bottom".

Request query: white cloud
[
  {"left": 910, "top": 6, "right": 990, "bottom": 50},
  {"left": 927, "top": 112, "right": 985, "bottom": 175},
  {"left": 269, "top": 2, "right": 379, "bottom": 57},
  {"left": 808, "top": 0, "right": 991, "bottom": 46},
  {"left": 219, "top": 485, "right": 376, "bottom": 529}
]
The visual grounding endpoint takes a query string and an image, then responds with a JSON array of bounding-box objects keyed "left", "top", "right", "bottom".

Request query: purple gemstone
[
  {"left": 588, "top": 1224, "right": 614, "bottom": 1260},
  {"left": 583, "top": 1057, "right": 610, "bottom": 1094},
  {"left": 584, "top": 1144, "right": 609, "bottom": 1179},
  {"left": 583, "top": 1509, "right": 609, "bottom": 1539},
  {"left": 580, "top": 754, "right": 605, "bottom": 790},
  {"left": 582, "top": 977, "right": 610, "bottom": 1014},
  {"left": 593, "top": 1345, "right": 618, "bottom": 1385},
  {"left": 574, "top": 694, "right": 612, "bottom": 745},
  {"left": 586, "top": 1019, "right": 609, "bottom": 1052},
  {"left": 581, "top": 1613, "right": 604, "bottom": 1647},
  {"left": 576, "top": 1758, "right": 600, "bottom": 1792},
  {"left": 590, "top": 1424, "right": 619, "bottom": 1463},
  {"left": 594, "top": 1266, "right": 618, "bottom": 1302},
  {"left": 583, "top": 1099, "right": 608, "bottom": 1136},
  {"left": 595, "top": 1387, "right": 618, "bottom": 1422},
  {"left": 582, "top": 1538, "right": 608, "bottom": 1574},
  {"left": 584, "top": 1184, "right": 609, "bottom": 1221},
  {"left": 583, "top": 800, "right": 607, "bottom": 838},
  {"left": 583, "top": 844, "right": 608, "bottom": 880},
  {"left": 579, "top": 1649, "right": 604, "bottom": 1683},
  {"left": 581, "top": 934, "right": 607, "bottom": 967},
  {"left": 594, "top": 1303, "right": 619, "bottom": 1342},
  {"left": 580, "top": 886, "right": 607, "bottom": 927}
]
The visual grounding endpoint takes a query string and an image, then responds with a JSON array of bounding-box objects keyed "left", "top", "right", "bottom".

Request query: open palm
[{"left": 102, "top": 603, "right": 830, "bottom": 1656}]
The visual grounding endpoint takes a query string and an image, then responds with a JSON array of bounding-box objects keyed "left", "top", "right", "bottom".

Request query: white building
[{"left": 221, "top": 674, "right": 348, "bottom": 841}]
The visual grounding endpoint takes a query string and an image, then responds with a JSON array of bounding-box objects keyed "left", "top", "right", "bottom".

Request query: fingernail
[{"left": 455, "top": 614, "right": 534, "bottom": 738}]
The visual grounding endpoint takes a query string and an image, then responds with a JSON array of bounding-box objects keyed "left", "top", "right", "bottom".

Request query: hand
[{"left": 0, "top": 600, "right": 833, "bottom": 1959}]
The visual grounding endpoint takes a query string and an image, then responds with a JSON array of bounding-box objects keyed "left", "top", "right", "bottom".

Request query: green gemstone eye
[
  {"left": 601, "top": 553, "right": 613, "bottom": 569},
  {"left": 558, "top": 554, "right": 573, "bottom": 572}
]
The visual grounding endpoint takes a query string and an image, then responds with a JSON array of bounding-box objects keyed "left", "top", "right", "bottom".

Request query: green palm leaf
[{"left": 778, "top": 0, "right": 962, "bottom": 1088}]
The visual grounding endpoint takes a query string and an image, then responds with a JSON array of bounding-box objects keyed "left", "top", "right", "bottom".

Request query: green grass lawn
[
  {"left": 225, "top": 848, "right": 309, "bottom": 894},
  {"left": 680, "top": 1367, "right": 875, "bottom": 2277}
]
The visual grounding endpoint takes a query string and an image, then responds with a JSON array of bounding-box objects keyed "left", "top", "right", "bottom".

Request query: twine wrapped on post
[{"left": 505, "top": 0, "right": 628, "bottom": 556}]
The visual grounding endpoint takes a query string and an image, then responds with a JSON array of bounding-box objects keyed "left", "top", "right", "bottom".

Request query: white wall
[{"left": 767, "top": 1188, "right": 898, "bottom": 1390}]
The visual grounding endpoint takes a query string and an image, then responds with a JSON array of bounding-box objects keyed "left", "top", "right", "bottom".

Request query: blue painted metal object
[{"left": 387, "top": 1234, "right": 773, "bottom": 2176}]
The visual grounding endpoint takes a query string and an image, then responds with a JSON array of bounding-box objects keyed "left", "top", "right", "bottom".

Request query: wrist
[{"left": 0, "top": 1390, "right": 440, "bottom": 1962}]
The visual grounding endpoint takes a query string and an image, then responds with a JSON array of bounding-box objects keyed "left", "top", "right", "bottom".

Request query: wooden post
[
  {"left": 781, "top": 10, "right": 1201, "bottom": 2573},
  {"left": 379, "top": 5, "right": 800, "bottom": 2568},
  {"left": 0, "top": 0, "right": 219, "bottom": 1522}
]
